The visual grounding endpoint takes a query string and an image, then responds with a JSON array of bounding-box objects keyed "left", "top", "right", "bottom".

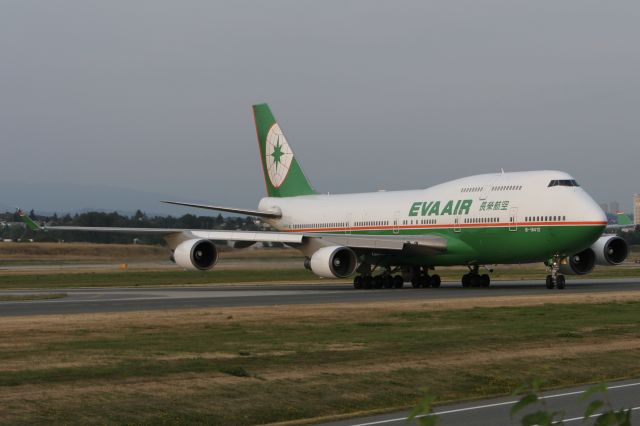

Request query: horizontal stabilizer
[{"left": 161, "top": 201, "right": 281, "bottom": 218}]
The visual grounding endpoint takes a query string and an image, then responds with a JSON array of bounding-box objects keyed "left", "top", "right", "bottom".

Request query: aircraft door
[
  {"left": 509, "top": 207, "right": 518, "bottom": 232},
  {"left": 454, "top": 216, "right": 461, "bottom": 233},
  {"left": 345, "top": 213, "right": 351, "bottom": 235},
  {"left": 393, "top": 211, "right": 400, "bottom": 235}
]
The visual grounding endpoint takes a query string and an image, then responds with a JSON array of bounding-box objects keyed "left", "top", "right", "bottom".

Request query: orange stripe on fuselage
[{"left": 282, "top": 221, "right": 607, "bottom": 233}]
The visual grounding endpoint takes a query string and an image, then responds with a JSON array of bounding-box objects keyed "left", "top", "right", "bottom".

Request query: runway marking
[{"left": 347, "top": 381, "right": 640, "bottom": 426}]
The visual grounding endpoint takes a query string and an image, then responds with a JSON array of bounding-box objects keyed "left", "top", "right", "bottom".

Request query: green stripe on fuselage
[{"left": 306, "top": 225, "right": 605, "bottom": 267}]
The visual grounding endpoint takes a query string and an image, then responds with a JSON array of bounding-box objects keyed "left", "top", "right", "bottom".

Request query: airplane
[{"left": 19, "top": 103, "right": 630, "bottom": 290}]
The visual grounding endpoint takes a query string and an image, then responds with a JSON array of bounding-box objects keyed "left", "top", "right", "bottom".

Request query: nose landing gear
[{"left": 545, "top": 256, "right": 566, "bottom": 289}]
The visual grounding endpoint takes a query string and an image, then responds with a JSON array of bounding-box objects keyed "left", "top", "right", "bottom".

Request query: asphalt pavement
[{"left": 0, "top": 277, "right": 639, "bottom": 316}]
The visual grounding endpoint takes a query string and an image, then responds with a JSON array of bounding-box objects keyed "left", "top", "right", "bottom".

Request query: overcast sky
[{"left": 2, "top": 1, "right": 639, "bottom": 213}]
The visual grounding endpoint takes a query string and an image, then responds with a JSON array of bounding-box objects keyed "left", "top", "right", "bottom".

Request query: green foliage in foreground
[{"left": 410, "top": 381, "right": 632, "bottom": 426}]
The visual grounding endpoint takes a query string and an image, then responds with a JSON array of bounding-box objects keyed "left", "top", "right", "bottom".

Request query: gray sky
[{"left": 2, "top": 0, "right": 639, "bottom": 213}]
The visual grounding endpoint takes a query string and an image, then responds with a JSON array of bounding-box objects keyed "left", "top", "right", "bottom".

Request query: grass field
[{"left": 1, "top": 293, "right": 639, "bottom": 424}]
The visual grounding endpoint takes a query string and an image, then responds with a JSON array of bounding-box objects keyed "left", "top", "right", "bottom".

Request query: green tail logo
[
  {"left": 252, "top": 103, "right": 316, "bottom": 198},
  {"left": 616, "top": 212, "right": 632, "bottom": 226}
]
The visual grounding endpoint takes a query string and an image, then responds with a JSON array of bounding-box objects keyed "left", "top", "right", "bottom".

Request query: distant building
[
  {"left": 635, "top": 194, "right": 640, "bottom": 226},
  {"left": 599, "top": 203, "right": 609, "bottom": 214},
  {"left": 610, "top": 201, "right": 621, "bottom": 214}
]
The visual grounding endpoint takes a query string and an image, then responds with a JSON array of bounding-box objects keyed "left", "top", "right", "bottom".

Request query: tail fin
[
  {"left": 616, "top": 212, "right": 632, "bottom": 226},
  {"left": 252, "top": 103, "right": 316, "bottom": 197}
]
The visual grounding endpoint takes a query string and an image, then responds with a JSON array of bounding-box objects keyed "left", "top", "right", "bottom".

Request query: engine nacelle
[
  {"left": 309, "top": 246, "right": 358, "bottom": 278},
  {"left": 591, "top": 235, "right": 629, "bottom": 266},
  {"left": 173, "top": 239, "right": 218, "bottom": 271},
  {"left": 559, "top": 248, "right": 595, "bottom": 275}
]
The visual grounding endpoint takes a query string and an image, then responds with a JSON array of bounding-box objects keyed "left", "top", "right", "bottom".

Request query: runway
[
  {"left": 319, "top": 378, "right": 640, "bottom": 426},
  {"left": 1, "top": 277, "right": 639, "bottom": 316}
]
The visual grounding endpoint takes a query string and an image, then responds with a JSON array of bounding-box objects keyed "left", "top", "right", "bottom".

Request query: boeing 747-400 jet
[{"left": 21, "top": 104, "right": 630, "bottom": 289}]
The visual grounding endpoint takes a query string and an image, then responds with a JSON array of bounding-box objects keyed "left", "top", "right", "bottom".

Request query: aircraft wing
[
  {"left": 161, "top": 201, "right": 281, "bottom": 218},
  {"left": 19, "top": 210, "right": 447, "bottom": 253}
]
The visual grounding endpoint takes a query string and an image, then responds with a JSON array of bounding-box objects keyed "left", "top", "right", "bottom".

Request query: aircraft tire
[
  {"left": 383, "top": 275, "right": 393, "bottom": 289},
  {"left": 411, "top": 277, "right": 421, "bottom": 288},
  {"left": 545, "top": 275, "right": 554, "bottom": 289},
  {"left": 430, "top": 274, "right": 441, "bottom": 288},
  {"left": 462, "top": 274, "right": 471, "bottom": 287},
  {"left": 393, "top": 275, "right": 404, "bottom": 288},
  {"left": 481, "top": 274, "right": 490, "bottom": 287},
  {"left": 373, "top": 275, "right": 383, "bottom": 289},
  {"left": 363, "top": 276, "right": 373, "bottom": 289},
  {"left": 353, "top": 276, "right": 364, "bottom": 289},
  {"left": 556, "top": 275, "right": 566, "bottom": 289},
  {"left": 419, "top": 275, "right": 430, "bottom": 288}
]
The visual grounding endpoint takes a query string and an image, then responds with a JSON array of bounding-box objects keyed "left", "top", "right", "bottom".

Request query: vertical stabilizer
[
  {"left": 616, "top": 212, "right": 632, "bottom": 226},
  {"left": 252, "top": 104, "right": 316, "bottom": 197}
]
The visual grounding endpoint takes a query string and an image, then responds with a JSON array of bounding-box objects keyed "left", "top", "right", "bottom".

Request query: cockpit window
[{"left": 548, "top": 179, "right": 579, "bottom": 187}]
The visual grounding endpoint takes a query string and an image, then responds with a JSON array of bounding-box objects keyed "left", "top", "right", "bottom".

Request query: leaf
[
  {"left": 614, "top": 409, "right": 632, "bottom": 426},
  {"left": 417, "top": 416, "right": 438, "bottom": 426},
  {"left": 593, "top": 411, "right": 617, "bottom": 426},
  {"left": 408, "top": 394, "right": 436, "bottom": 422},
  {"left": 531, "top": 379, "right": 544, "bottom": 393},
  {"left": 512, "top": 383, "right": 529, "bottom": 396},
  {"left": 520, "top": 410, "right": 552, "bottom": 426},
  {"left": 511, "top": 394, "right": 538, "bottom": 417},
  {"left": 580, "top": 383, "right": 608, "bottom": 401},
  {"left": 583, "top": 400, "right": 604, "bottom": 419}
]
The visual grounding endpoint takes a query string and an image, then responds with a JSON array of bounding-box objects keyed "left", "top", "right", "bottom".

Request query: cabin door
[
  {"left": 393, "top": 211, "right": 400, "bottom": 235},
  {"left": 509, "top": 207, "right": 518, "bottom": 231}
]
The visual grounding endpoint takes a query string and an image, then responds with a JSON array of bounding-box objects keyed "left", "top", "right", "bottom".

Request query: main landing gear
[
  {"left": 545, "top": 256, "right": 566, "bottom": 290},
  {"left": 353, "top": 274, "right": 403, "bottom": 289},
  {"left": 461, "top": 265, "right": 491, "bottom": 288},
  {"left": 409, "top": 266, "right": 441, "bottom": 288},
  {"left": 352, "top": 266, "right": 440, "bottom": 290}
]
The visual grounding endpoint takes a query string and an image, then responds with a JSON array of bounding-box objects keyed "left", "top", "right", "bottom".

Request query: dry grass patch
[{"left": 1, "top": 293, "right": 640, "bottom": 424}]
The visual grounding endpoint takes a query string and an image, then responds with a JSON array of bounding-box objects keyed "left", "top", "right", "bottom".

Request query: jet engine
[
  {"left": 591, "top": 235, "right": 629, "bottom": 266},
  {"left": 559, "top": 235, "right": 628, "bottom": 275},
  {"left": 173, "top": 239, "right": 218, "bottom": 271},
  {"left": 309, "top": 246, "right": 358, "bottom": 278},
  {"left": 559, "top": 248, "right": 596, "bottom": 275}
]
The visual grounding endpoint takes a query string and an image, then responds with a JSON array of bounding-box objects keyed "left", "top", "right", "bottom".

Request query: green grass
[{"left": 1, "top": 301, "right": 640, "bottom": 424}]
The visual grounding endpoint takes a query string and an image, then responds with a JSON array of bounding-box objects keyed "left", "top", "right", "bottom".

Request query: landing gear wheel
[
  {"left": 393, "top": 275, "right": 404, "bottom": 289},
  {"left": 373, "top": 275, "right": 383, "bottom": 289},
  {"left": 545, "top": 275, "right": 554, "bottom": 289},
  {"left": 411, "top": 277, "right": 421, "bottom": 288},
  {"left": 556, "top": 275, "right": 566, "bottom": 290},
  {"left": 419, "top": 274, "right": 430, "bottom": 288},
  {"left": 480, "top": 274, "right": 490, "bottom": 288},
  {"left": 363, "top": 276, "right": 373, "bottom": 289},
  {"left": 382, "top": 275, "right": 393, "bottom": 289},
  {"left": 430, "top": 274, "right": 441, "bottom": 288},
  {"left": 353, "top": 276, "right": 363, "bottom": 289},
  {"left": 469, "top": 274, "right": 480, "bottom": 287},
  {"left": 462, "top": 274, "right": 471, "bottom": 288}
]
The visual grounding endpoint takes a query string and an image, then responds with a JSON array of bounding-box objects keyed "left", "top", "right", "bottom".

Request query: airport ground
[{"left": 1, "top": 243, "right": 640, "bottom": 425}]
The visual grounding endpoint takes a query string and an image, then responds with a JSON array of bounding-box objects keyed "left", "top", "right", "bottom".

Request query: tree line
[{"left": 0, "top": 210, "right": 265, "bottom": 245}]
